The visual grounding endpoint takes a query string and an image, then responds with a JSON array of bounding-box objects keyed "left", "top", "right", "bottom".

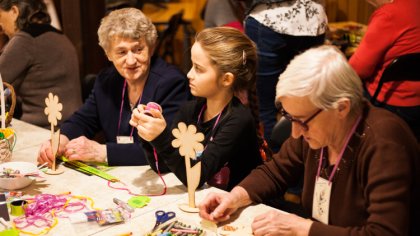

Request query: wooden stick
[
  {"left": 186, "top": 154, "right": 201, "bottom": 208},
  {"left": 51, "top": 123, "right": 56, "bottom": 171}
]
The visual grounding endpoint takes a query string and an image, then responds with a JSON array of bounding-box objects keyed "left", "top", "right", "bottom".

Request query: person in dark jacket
[{"left": 37, "top": 8, "right": 189, "bottom": 167}]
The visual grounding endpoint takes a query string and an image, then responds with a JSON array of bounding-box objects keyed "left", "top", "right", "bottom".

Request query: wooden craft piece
[
  {"left": 171, "top": 122, "right": 204, "bottom": 212},
  {"left": 45, "top": 129, "right": 63, "bottom": 175},
  {"left": 44, "top": 93, "right": 64, "bottom": 175}
]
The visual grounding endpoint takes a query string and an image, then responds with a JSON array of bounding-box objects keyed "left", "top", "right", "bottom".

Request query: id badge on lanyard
[
  {"left": 312, "top": 177, "right": 332, "bottom": 224},
  {"left": 312, "top": 115, "right": 362, "bottom": 225},
  {"left": 116, "top": 80, "right": 141, "bottom": 145},
  {"left": 116, "top": 136, "right": 134, "bottom": 144}
]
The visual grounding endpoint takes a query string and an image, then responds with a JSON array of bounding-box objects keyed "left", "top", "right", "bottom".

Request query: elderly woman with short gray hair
[
  {"left": 199, "top": 45, "right": 420, "bottom": 236},
  {"left": 38, "top": 8, "right": 189, "bottom": 168}
]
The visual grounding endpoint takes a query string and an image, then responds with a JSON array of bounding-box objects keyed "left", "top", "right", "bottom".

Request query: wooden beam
[{"left": 59, "top": 0, "right": 84, "bottom": 75}]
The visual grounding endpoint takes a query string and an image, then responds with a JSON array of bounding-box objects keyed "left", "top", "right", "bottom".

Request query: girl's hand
[{"left": 130, "top": 104, "right": 166, "bottom": 141}]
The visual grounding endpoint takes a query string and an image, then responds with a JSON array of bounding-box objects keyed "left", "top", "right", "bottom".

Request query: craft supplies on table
[
  {"left": 57, "top": 156, "right": 119, "bottom": 182},
  {"left": 113, "top": 198, "right": 134, "bottom": 213},
  {"left": 152, "top": 210, "right": 176, "bottom": 232},
  {"left": 147, "top": 220, "right": 205, "bottom": 236}
]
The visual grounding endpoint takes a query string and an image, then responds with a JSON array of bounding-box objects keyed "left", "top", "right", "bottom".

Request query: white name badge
[
  {"left": 116, "top": 136, "right": 134, "bottom": 144},
  {"left": 312, "top": 177, "right": 332, "bottom": 225}
]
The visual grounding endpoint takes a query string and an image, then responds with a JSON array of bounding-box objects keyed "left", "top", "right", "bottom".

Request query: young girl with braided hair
[{"left": 130, "top": 27, "right": 270, "bottom": 190}]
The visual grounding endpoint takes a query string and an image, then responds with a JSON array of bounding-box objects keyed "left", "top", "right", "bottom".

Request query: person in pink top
[{"left": 349, "top": 0, "right": 420, "bottom": 140}]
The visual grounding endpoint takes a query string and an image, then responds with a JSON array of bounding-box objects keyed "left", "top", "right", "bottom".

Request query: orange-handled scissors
[{"left": 151, "top": 210, "right": 176, "bottom": 232}]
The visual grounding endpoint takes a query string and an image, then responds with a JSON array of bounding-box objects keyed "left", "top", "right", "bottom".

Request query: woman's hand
[
  {"left": 252, "top": 210, "right": 313, "bottom": 236},
  {"left": 198, "top": 192, "right": 239, "bottom": 223},
  {"left": 129, "top": 104, "right": 166, "bottom": 141},
  {"left": 37, "top": 134, "right": 69, "bottom": 167},
  {"left": 64, "top": 136, "right": 107, "bottom": 163},
  {"left": 199, "top": 186, "right": 252, "bottom": 223}
]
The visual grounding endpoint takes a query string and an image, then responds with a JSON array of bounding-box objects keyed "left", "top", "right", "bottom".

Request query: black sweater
[{"left": 151, "top": 97, "right": 262, "bottom": 190}]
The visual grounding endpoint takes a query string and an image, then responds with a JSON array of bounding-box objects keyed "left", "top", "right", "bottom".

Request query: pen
[{"left": 113, "top": 198, "right": 134, "bottom": 213}]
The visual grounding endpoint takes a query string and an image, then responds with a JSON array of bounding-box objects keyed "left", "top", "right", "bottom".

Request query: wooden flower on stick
[
  {"left": 44, "top": 93, "right": 63, "bottom": 174},
  {"left": 172, "top": 122, "right": 204, "bottom": 212}
]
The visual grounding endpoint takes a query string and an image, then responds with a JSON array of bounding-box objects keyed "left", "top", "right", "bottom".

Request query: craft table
[{"left": 7, "top": 119, "right": 279, "bottom": 235}]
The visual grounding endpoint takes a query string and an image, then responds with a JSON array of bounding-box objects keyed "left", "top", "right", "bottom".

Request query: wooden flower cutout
[
  {"left": 44, "top": 92, "right": 63, "bottom": 126},
  {"left": 171, "top": 122, "right": 205, "bottom": 212},
  {"left": 172, "top": 122, "right": 204, "bottom": 160},
  {"left": 44, "top": 92, "right": 63, "bottom": 174}
]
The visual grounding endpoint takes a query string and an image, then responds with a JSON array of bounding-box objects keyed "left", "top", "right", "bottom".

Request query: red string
[{"left": 107, "top": 148, "right": 167, "bottom": 196}]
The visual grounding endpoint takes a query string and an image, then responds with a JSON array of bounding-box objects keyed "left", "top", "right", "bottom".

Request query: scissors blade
[
  {"left": 151, "top": 221, "right": 161, "bottom": 232},
  {"left": 152, "top": 210, "right": 165, "bottom": 232},
  {"left": 151, "top": 211, "right": 176, "bottom": 232}
]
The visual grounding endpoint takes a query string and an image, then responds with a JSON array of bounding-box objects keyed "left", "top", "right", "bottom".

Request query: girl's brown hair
[{"left": 195, "top": 27, "right": 272, "bottom": 160}]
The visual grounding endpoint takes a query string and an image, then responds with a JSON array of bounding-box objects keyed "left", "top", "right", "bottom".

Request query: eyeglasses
[{"left": 280, "top": 108, "right": 323, "bottom": 131}]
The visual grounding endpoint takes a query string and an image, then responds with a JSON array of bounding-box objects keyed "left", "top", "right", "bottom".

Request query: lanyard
[
  {"left": 117, "top": 80, "right": 142, "bottom": 137},
  {"left": 197, "top": 104, "right": 224, "bottom": 143},
  {"left": 316, "top": 115, "right": 362, "bottom": 184}
]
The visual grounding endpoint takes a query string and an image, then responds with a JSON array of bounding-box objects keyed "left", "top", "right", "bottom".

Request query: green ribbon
[{"left": 57, "top": 156, "right": 119, "bottom": 182}]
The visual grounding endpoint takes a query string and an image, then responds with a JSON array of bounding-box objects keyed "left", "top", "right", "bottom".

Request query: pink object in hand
[{"left": 144, "top": 102, "right": 162, "bottom": 117}]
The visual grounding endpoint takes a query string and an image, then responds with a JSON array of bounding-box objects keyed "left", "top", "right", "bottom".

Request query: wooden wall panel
[
  {"left": 59, "top": 0, "right": 107, "bottom": 79},
  {"left": 325, "top": 0, "right": 375, "bottom": 24}
]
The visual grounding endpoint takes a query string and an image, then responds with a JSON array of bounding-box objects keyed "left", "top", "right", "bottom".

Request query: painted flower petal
[
  {"left": 45, "top": 97, "right": 51, "bottom": 107},
  {"left": 172, "top": 128, "right": 181, "bottom": 139},
  {"left": 53, "top": 94, "right": 59, "bottom": 103},
  {"left": 44, "top": 107, "right": 50, "bottom": 116},
  {"left": 193, "top": 142, "right": 204, "bottom": 152},
  {"left": 179, "top": 145, "right": 187, "bottom": 156},
  {"left": 187, "top": 124, "right": 197, "bottom": 134},
  {"left": 57, "top": 103, "right": 63, "bottom": 112},
  {"left": 172, "top": 139, "right": 181, "bottom": 148},
  {"left": 56, "top": 112, "right": 62, "bottom": 121},
  {"left": 177, "top": 122, "right": 187, "bottom": 133},
  {"left": 194, "top": 133, "right": 205, "bottom": 142}
]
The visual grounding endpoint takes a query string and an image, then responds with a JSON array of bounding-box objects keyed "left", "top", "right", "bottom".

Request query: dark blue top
[{"left": 61, "top": 57, "right": 189, "bottom": 166}]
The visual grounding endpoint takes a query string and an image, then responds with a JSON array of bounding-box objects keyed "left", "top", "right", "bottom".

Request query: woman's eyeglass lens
[{"left": 280, "top": 108, "right": 322, "bottom": 131}]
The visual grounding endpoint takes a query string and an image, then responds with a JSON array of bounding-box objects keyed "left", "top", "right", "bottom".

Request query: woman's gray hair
[
  {"left": 97, "top": 8, "right": 157, "bottom": 53},
  {"left": 276, "top": 45, "right": 363, "bottom": 115}
]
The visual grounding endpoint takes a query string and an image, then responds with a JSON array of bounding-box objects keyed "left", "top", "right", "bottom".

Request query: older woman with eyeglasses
[{"left": 198, "top": 45, "right": 420, "bottom": 236}]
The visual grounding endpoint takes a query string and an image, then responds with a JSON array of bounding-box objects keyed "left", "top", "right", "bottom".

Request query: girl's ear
[{"left": 221, "top": 72, "right": 235, "bottom": 87}]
